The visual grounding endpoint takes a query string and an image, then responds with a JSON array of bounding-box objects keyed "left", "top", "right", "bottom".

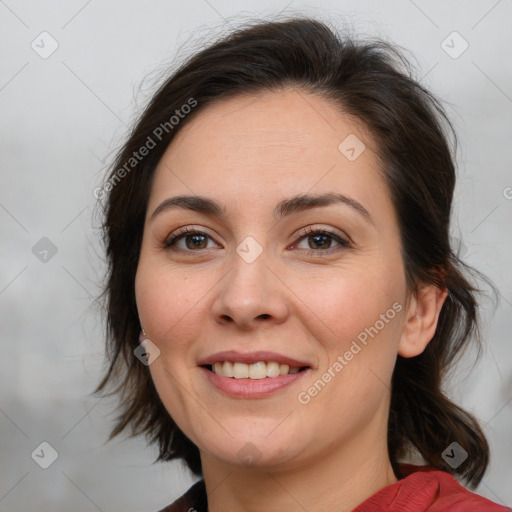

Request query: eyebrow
[{"left": 150, "top": 192, "right": 373, "bottom": 224}]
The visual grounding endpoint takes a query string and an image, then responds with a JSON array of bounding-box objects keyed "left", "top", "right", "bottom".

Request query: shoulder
[
  {"left": 354, "top": 464, "right": 511, "bottom": 512},
  {"left": 158, "top": 467, "right": 510, "bottom": 512},
  {"left": 157, "top": 480, "right": 207, "bottom": 512}
]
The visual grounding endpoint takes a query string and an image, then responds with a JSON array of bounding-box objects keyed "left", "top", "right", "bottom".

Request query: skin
[{"left": 135, "top": 88, "right": 447, "bottom": 512}]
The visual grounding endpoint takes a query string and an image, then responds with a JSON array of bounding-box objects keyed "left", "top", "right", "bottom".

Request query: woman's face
[{"left": 135, "top": 88, "right": 410, "bottom": 470}]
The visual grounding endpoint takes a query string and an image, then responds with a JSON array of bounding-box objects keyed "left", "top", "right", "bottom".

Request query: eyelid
[
  {"left": 163, "top": 226, "right": 219, "bottom": 248},
  {"left": 163, "top": 225, "right": 351, "bottom": 253},
  {"left": 290, "top": 226, "right": 351, "bottom": 252}
]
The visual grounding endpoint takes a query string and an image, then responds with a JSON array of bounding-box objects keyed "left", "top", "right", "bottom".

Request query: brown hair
[{"left": 96, "top": 16, "right": 490, "bottom": 487}]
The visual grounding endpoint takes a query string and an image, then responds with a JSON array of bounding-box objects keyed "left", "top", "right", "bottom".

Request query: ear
[{"left": 398, "top": 283, "right": 448, "bottom": 358}]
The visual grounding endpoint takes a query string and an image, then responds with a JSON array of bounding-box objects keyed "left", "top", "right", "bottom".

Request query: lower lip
[{"left": 200, "top": 366, "right": 309, "bottom": 398}]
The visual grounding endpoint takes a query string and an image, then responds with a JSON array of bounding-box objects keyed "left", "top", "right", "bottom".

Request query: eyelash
[{"left": 163, "top": 226, "right": 350, "bottom": 255}]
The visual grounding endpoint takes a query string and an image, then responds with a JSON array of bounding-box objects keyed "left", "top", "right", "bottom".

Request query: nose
[{"left": 211, "top": 248, "right": 290, "bottom": 331}]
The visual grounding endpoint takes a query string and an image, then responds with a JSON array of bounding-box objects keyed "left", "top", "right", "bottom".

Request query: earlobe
[{"left": 398, "top": 284, "right": 448, "bottom": 358}]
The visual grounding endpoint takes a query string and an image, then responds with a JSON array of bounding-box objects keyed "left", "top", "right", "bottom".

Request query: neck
[{"left": 201, "top": 425, "right": 398, "bottom": 512}]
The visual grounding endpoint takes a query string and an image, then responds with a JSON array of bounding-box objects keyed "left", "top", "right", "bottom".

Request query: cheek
[
  {"left": 135, "top": 259, "right": 211, "bottom": 353},
  {"left": 294, "top": 261, "right": 406, "bottom": 397},
  {"left": 135, "top": 260, "right": 213, "bottom": 433},
  {"left": 297, "top": 261, "right": 404, "bottom": 346},
  {"left": 297, "top": 273, "right": 403, "bottom": 407}
]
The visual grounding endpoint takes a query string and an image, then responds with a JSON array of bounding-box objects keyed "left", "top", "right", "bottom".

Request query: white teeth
[
  {"left": 223, "top": 361, "right": 234, "bottom": 377},
  {"left": 266, "top": 361, "right": 280, "bottom": 377},
  {"left": 248, "top": 361, "right": 267, "bottom": 379},
  {"left": 233, "top": 362, "right": 249, "bottom": 378},
  {"left": 210, "top": 361, "right": 304, "bottom": 379},
  {"left": 279, "top": 364, "right": 289, "bottom": 375}
]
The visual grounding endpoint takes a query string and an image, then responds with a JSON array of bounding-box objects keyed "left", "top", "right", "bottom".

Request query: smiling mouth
[{"left": 204, "top": 361, "right": 309, "bottom": 379}]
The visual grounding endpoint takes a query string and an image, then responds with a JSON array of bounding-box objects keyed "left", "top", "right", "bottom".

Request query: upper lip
[{"left": 197, "top": 351, "right": 311, "bottom": 368}]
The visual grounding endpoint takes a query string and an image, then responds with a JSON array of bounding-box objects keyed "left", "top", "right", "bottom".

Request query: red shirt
[{"left": 159, "top": 464, "right": 510, "bottom": 511}]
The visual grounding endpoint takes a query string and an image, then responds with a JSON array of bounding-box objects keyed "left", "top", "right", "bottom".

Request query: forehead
[
  {"left": 164, "top": 88, "right": 374, "bottom": 168},
  {"left": 148, "top": 88, "right": 393, "bottom": 225}
]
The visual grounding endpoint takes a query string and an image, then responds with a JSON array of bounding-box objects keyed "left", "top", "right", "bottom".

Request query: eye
[
  {"left": 164, "top": 227, "right": 218, "bottom": 251},
  {"left": 292, "top": 227, "right": 350, "bottom": 253},
  {"left": 163, "top": 226, "right": 351, "bottom": 255}
]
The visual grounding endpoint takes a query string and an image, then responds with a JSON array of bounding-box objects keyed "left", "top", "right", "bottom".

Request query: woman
[{"left": 96, "top": 17, "right": 510, "bottom": 512}]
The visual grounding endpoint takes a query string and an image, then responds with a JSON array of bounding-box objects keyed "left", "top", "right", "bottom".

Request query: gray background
[{"left": 1, "top": 0, "right": 511, "bottom": 510}]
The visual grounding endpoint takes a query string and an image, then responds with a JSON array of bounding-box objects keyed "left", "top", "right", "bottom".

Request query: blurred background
[{"left": 1, "top": 0, "right": 511, "bottom": 510}]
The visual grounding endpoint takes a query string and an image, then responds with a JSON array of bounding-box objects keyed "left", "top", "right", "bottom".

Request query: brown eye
[
  {"left": 164, "top": 229, "right": 217, "bottom": 251},
  {"left": 184, "top": 233, "right": 208, "bottom": 250},
  {"left": 293, "top": 228, "right": 349, "bottom": 253},
  {"left": 306, "top": 233, "right": 333, "bottom": 250}
]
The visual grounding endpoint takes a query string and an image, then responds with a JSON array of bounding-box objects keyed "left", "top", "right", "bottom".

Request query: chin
[
  {"left": 194, "top": 418, "right": 307, "bottom": 469},
  {"left": 202, "top": 443, "right": 301, "bottom": 471}
]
